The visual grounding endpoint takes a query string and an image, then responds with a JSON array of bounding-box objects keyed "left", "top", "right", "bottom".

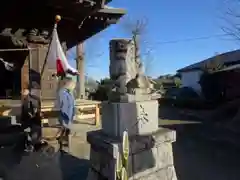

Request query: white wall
[{"left": 180, "top": 70, "right": 203, "bottom": 93}]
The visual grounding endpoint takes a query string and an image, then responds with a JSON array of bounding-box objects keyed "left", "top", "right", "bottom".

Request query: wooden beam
[
  {"left": 76, "top": 43, "right": 85, "bottom": 99},
  {"left": 21, "top": 55, "right": 29, "bottom": 93},
  {"left": 0, "top": 5, "right": 124, "bottom": 49},
  {"left": 46, "top": 0, "right": 99, "bottom": 13}
]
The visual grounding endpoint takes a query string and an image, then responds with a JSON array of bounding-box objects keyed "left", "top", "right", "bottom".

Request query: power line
[{"left": 155, "top": 33, "right": 231, "bottom": 45}]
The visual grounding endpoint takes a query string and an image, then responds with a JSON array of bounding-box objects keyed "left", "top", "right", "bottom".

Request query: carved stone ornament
[{"left": 109, "top": 38, "right": 154, "bottom": 99}]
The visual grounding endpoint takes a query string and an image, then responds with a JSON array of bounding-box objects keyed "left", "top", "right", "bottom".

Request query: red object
[
  {"left": 56, "top": 59, "right": 64, "bottom": 75},
  {"left": 46, "top": 24, "right": 78, "bottom": 76}
]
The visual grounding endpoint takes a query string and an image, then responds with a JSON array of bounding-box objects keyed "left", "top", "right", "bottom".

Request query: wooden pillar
[
  {"left": 21, "top": 55, "right": 30, "bottom": 92},
  {"left": 95, "top": 104, "right": 100, "bottom": 127},
  {"left": 76, "top": 43, "right": 85, "bottom": 99},
  {"left": 28, "top": 44, "right": 42, "bottom": 99}
]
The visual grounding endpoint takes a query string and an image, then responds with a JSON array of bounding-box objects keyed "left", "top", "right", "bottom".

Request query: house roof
[
  {"left": 215, "top": 64, "right": 240, "bottom": 72},
  {"left": 177, "top": 49, "right": 240, "bottom": 73}
]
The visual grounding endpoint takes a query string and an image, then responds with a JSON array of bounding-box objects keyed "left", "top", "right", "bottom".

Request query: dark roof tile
[{"left": 177, "top": 49, "right": 240, "bottom": 72}]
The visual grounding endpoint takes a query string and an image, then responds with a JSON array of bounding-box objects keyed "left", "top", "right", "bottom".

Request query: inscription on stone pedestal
[{"left": 101, "top": 100, "right": 159, "bottom": 137}]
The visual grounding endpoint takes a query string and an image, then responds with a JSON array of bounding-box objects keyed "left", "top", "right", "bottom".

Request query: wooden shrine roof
[
  {"left": 0, "top": 0, "right": 126, "bottom": 48},
  {"left": 59, "top": 6, "right": 126, "bottom": 48}
]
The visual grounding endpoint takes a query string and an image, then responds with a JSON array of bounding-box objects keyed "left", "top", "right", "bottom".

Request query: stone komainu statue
[{"left": 109, "top": 38, "right": 153, "bottom": 95}]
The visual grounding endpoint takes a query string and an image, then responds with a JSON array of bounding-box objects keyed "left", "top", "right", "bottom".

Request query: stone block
[
  {"left": 87, "top": 129, "right": 177, "bottom": 180},
  {"left": 88, "top": 142, "right": 175, "bottom": 179},
  {"left": 87, "top": 129, "right": 176, "bottom": 158},
  {"left": 131, "top": 166, "right": 177, "bottom": 180},
  {"left": 119, "top": 94, "right": 152, "bottom": 102},
  {"left": 89, "top": 147, "right": 117, "bottom": 179},
  {"left": 101, "top": 100, "right": 159, "bottom": 137},
  {"left": 128, "top": 142, "right": 174, "bottom": 178}
]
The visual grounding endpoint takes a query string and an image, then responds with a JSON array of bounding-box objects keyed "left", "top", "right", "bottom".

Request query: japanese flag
[{"left": 46, "top": 27, "right": 78, "bottom": 76}]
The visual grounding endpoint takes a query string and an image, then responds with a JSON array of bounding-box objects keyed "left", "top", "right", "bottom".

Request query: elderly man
[{"left": 57, "top": 77, "right": 76, "bottom": 146}]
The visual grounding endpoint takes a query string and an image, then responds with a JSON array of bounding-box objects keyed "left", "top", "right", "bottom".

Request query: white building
[
  {"left": 177, "top": 49, "right": 240, "bottom": 94},
  {"left": 179, "top": 70, "right": 203, "bottom": 94}
]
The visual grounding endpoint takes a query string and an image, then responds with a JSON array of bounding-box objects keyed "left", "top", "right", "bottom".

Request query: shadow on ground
[
  {"left": 163, "top": 123, "right": 240, "bottom": 180},
  {"left": 59, "top": 151, "right": 89, "bottom": 180},
  {"left": 0, "top": 146, "right": 89, "bottom": 180},
  {"left": 159, "top": 105, "right": 206, "bottom": 123}
]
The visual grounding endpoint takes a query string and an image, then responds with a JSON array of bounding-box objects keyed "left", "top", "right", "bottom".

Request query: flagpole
[{"left": 40, "top": 15, "right": 61, "bottom": 77}]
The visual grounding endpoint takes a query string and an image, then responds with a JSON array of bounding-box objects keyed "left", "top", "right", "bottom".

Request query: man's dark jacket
[{"left": 21, "top": 94, "right": 41, "bottom": 141}]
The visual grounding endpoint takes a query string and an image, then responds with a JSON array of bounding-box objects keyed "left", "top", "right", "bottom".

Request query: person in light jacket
[{"left": 57, "top": 77, "right": 76, "bottom": 145}]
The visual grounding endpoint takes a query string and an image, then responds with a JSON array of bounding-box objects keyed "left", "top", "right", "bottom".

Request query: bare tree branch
[
  {"left": 121, "top": 16, "right": 155, "bottom": 75},
  {"left": 222, "top": 0, "right": 240, "bottom": 41}
]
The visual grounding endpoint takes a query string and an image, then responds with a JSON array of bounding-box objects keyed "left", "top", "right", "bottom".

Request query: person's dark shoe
[
  {"left": 24, "top": 145, "right": 34, "bottom": 152},
  {"left": 34, "top": 140, "right": 48, "bottom": 151},
  {"left": 36, "top": 143, "right": 56, "bottom": 157},
  {"left": 65, "top": 129, "right": 70, "bottom": 136},
  {"left": 56, "top": 136, "right": 61, "bottom": 141},
  {"left": 44, "top": 146, "right": 55, "bottom": 155}
]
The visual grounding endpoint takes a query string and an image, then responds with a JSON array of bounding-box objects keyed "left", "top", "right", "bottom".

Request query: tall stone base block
[
  {"left": 86, "top": 129, "right": 178, "bottom": 180},
  {"left": 101, "top": 100, "right": 159, "bottom": 137}
]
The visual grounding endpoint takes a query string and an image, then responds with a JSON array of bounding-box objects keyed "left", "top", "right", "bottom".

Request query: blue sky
[{"left": 67, "top": 0, "right": 240, "bottom": 80}]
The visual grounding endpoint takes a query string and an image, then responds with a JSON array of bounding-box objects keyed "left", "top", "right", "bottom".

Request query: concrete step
[
  {"left": 69, "top": 136, "right": 90, "bottom": 159},
  {"left": 0, "top": 125, "right": 25, "bottom": 147},
  {"left": 0, "top": 116, "right": 18, "bottom": 128},
  {"left": 71, "top": 124, "right": 100, "bottom": 140},
  {"left": 45, "top": 123, "right": 98, "bottom": 160}
]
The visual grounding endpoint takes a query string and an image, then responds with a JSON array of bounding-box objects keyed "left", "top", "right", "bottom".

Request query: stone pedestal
[
  {"left": 86, "top": 37, "right": 177, "bottom": 180},
  {"left": 101, "top": 100, "right": 159, "bottom": 137},
  {"left": 86, "top": 129, "right": 177, "bottom": 180}
]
